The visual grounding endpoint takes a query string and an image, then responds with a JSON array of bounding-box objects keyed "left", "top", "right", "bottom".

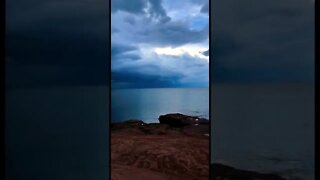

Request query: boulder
[{"left": 158, "top": 113, "right": 209, "bottom": 127}]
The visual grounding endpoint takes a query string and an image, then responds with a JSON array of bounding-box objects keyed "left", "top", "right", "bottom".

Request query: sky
[
  {"left": 111, "top": 0, "right": 209, "bottom": 88},
  {"left": 5, "top": 0, "right": 314, "bottom": 88}
]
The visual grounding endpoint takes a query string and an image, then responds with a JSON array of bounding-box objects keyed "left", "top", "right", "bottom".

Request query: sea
[
  {"left": 5, "top": 84, "right": 314, "bottom": 179},
  {"left": 111, "top": 88, "right": 209, "bottom": 123}
]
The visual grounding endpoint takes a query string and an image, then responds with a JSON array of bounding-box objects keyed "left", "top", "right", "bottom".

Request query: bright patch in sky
[{"left": 154, "top": 46, "right": 209, "bottom": 61}]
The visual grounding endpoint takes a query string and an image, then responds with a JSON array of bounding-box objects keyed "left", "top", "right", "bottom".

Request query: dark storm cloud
[
  {"left": 112, "top": 0, "right": 170, "bottom": 22},
  {"left": 115, "top": 54, "right": 141, "bottom": 61},
  {"left": 112, "top": 10, "right": 208, "bottom": 48},
  {"left": 200, "top": 2, "right": 209, "bottom": 14},
  {"left": 140, "top": 21, "right": 208, "bottom": 47},
  {"left": 112, "top": 53, "right": 209, "bottom": 88},
  {"left": 112, "top": 44, "right": 138, "bottom": 57},
  {"left": 211, "top": 0, "right": 314, "bottom": 83},
  {"left": 112, "top": 71, "right": 183, "bottom": 89},
  {"left": 111, "top": 0, "right": 145, "bottom": 14},
  {"left": 202, "top": 50, "right": 209, "bottom": 56},
  {"left": 6, "top": 0, "right": 109, "bottom": 87},
  {"left": 189, "top": 0, "right": 207, "bottom": 5},
  {"left": 147, "top": 0, "right": 170, "bottom": 21},
  {"left": 112, "top": 53, "right": 209, "bottom": 89},
  {"left": 111, "top": 43, "right": 141, "bottom": 62},
  {"left": 112, "top": 60, "right": 183, "bottom": 89}
]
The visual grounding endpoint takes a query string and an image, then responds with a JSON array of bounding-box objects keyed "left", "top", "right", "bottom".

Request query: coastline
[{"left": 111, "top": 113, "right": 286, "bottom": 180}]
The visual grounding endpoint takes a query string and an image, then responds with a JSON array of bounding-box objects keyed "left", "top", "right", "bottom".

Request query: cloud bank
[{"left": 111, "top": 0, "right": 209, "bottom": 88}]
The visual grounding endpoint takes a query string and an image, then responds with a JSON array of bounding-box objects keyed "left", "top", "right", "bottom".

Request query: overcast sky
[
  {"left": 111, "top": 0, "right": 209, "bottom": 88},
  {"left": 6, "top": 0, "right": 314, "bottom": 88}
]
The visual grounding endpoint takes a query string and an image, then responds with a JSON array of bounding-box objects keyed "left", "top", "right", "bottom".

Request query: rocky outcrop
[{"left": 158, "top": 113, "right": 209, "bottom": 127}]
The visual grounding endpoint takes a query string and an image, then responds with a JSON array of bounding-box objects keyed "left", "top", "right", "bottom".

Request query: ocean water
[
  {"left": 111, "top": 88, "right": 209, "bottom": 123},
  {"left": 211, "top": 83, "right": 314, "bottom": 180}
]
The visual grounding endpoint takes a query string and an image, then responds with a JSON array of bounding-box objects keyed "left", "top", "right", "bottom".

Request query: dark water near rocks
[{"left": 112, "top": 88, "right": 209, "bottom": 123}]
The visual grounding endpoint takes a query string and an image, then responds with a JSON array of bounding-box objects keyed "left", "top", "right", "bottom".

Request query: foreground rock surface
[
  {"left": 111, "top": 114, "right": 285, "bottom": 180},
  {"left": 111, "top": 114, "right": 209, "bottom": 180}
]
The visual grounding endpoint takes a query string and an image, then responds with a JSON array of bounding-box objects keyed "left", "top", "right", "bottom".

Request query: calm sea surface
[{"left": 111, "top": 88, "right": 209, "bottom": 123}]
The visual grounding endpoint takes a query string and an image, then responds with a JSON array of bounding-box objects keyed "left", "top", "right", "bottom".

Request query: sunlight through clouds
[{"left": 154, "top": 46, "right": 209, "bottom": 61}]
